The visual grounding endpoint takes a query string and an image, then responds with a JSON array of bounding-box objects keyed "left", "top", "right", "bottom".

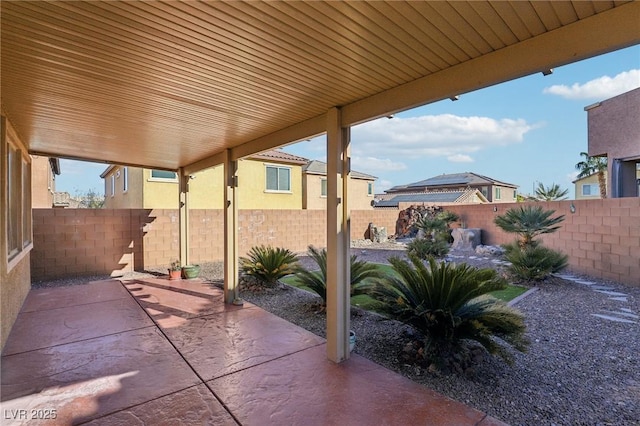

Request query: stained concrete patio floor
[{"left": 1, "top": 277, "right": 507, "bottom": 425}]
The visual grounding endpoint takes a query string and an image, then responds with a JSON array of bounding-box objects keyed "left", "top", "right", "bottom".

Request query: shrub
[
  {"left": 240, "top": 245, "right": 299, "bottom": 287},
  {"left": 406, "top": 238, "right": 449, "bottom": 259},
  {"left": 366, "top": 256, "right": 528, "bottom": 366},
  {"left": 503, "top": 243, "right": 569, "bottom": 281},
  {"left": 293, "top": 245, "right": 383, "bottom": 305}
]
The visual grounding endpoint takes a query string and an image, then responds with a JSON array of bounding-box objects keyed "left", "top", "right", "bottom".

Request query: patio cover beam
[{"left": 325, "top": 107, "right": 351, "bottom": 363}]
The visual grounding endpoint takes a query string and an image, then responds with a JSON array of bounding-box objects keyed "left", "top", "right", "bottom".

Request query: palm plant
[
  {"left": 240, "top": 245, "right": 299, "bottom": 286},
  {"left": 494, "top": 205, "right": 565, "bottom": 248},
  {"left": 575, "top": 151, "right": 607, "bottom": 198},
  {"left": 534, "top": 182, "right": 569, "bottom": 201},
  {"left": 503, "top": 243, "right": 568, "bottom": 281},
  {"left": 366, "top": 256, "right": 528, "bottom": 364},
  {"left": 293, "top": 245, "right": 383, "bottom": 304},
  {"left": 406, "top": 237, "right": 449, "bottom": 259}
]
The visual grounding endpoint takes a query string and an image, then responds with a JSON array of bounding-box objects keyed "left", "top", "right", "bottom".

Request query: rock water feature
[{"left": 394, "top": 205, "right": 444, "bottom": 238}]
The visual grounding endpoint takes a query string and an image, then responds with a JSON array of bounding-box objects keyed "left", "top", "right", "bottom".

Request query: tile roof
[
  {"left": 250, "top": 149, "right": 309, "bottom": 165},
  {"left": 303, "top": 160, "right": 377, "bottom": 180}
]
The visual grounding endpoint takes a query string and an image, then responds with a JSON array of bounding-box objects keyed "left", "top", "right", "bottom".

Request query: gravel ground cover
[{"left": 32, "top": 241, "right": 640, "bottom": 425}]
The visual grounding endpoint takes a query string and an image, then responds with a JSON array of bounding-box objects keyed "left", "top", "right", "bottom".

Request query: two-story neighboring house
[
  {"left": 585, "top": 87, "right": 640, "bottom": 198},
  {"left": 302, "top": 160, "right": 376, "bottom": 210},
  {"left": 382, "top": 172, "right": 518, "bottom": 204},
  {"left": 31, "top": 156, "right": 60, "bottom": 208},
  {"left": 101, "top": 150, "right": 308, "bottom": 209}
]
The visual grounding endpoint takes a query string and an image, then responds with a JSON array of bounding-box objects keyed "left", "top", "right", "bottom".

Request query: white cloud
[
  {"left": 543, "top": 69, "right": 640, "bottom": 100},
  {"left": 351, "top": 156, "right": 407, "bottom": 175},
  {"left": 447, "top": 154, "right": 474, "bottom": 163},
  {"left": 352, "top": 114, "right": 534, "bottom": 159}
]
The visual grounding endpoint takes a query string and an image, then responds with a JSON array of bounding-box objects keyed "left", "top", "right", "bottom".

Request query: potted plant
[
  {"left": 181, "top": 264, "right": 201, "bottom": 279},
  {"left": 168, "top": 260, "right": 182, "bottom": 280}
]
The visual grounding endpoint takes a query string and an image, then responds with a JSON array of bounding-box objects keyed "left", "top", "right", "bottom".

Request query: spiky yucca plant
[
  {"left": 494, "top": 205, "right": 565, "bottom": 248},
  {"left": 367, "top": 256, "right": 528, "bottom": 364},
  {"left": 293, "top": 245, "right": 383, "bottom": 304},
  {"left": 240, "top": 245, "right": 298, "bottom": 286},
  {"left": 503, "top": 243, "right": 568, "bottom": 281}
]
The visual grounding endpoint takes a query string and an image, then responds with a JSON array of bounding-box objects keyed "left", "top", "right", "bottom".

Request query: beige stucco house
[
  {"left": 302, "top": 160, "right": 376, "bottom": 210},
  {"left": 574, "top": 169, "right": 640, "bottom": 200},
  {"left": 383, "top": 172, "right": 518, "bottom": 204},
  {"left": 101, "top": 150, "right": 308, "bottom": 209},
  {"left": 31, "top": 156, "right": 60, "bottom": 208}
]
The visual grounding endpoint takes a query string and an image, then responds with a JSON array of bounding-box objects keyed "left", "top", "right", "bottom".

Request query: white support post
[
  {"left": 178, "top": 168, "right": 189, "bottom": 267},
  {"left": 326, "top": 107, "right": 351, "bottom": 363},
  {"left": 223, "top": 150, "right": 242, "bottom": 305}
]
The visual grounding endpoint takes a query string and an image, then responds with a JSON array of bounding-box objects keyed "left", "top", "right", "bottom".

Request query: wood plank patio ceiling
[{"left": 1, "top": 1, "right": 638, "bottom": 172}]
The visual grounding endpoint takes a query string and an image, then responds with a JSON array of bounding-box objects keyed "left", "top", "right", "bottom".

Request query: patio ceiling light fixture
[{"left": 542, "top": 68, "right": 554, "bottom": 76}]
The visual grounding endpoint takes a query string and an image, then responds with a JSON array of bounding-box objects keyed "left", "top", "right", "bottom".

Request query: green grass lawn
[{"left": 280, "top": 262, "right": 527, "bottom": 309}]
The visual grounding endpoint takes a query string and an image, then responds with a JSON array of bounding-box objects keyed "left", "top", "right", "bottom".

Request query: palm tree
[
  {"left": 494, "top": 205, "right": 565, "bottom": 248},
  {"left": 534, "top": 182, "right": 569, "bottom": 201},
  {"left": 575, "top": 152, "right": 607, "bottom": 198}
]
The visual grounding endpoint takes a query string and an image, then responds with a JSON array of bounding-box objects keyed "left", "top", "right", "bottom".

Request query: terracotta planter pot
[{"left": 168, "top": 269, "right": 182, "bottom": 280}]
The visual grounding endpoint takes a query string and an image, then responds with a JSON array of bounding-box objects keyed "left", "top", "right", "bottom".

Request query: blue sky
[{"left": 57, "top": 45, "right": 639, "bottom": 199}]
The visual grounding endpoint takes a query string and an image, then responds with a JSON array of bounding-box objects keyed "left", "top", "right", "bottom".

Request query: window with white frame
[
  {"left": 5, "top": 129, "right": 32, "bottom": 266},
  {"left": 582, "top": 183, "right": 599, "bottom": 196},
  {"left": 495, "top": 187, "right": 501, "bottom": 200},
  {"left": 122, "top": 167, "right": 128, "bottom": 193},
  {"left": 320, "top": 178, "right": 327, "bottom": 197},
  {"left": 265, "top": 165, "right": 291, "bottom": 192},
  {"left": 513, "top": 189, "right": 517, "bottom": 199},
  {"left": 367, "top": 182, "right": 373, "bottom": 196},
  {"left": 150, "top": 169, "right": 178, "bottom": 182}
]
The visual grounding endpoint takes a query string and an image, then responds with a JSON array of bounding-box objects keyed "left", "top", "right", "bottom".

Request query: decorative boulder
[
  {"left": 475, "top": 245, "right": 506, "bottom": 256},
  {"left": 451, "top": 228, "right": 481, "bottom": 250},
  {"left": 372, "top": 226, "right": 387, "bottom": 243}
]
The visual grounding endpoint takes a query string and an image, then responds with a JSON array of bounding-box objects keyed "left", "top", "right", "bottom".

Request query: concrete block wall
[
  {"left": 31, "top": 199, "right": 639, "bottom": 286},
  {"left": 444, "top": 199, "right": 639, "bottom": 286},
  {"left": 32, "top": 209, "right": 135, "bottom": 281}
]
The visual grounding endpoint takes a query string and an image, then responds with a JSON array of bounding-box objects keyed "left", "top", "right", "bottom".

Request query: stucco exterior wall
[
  {"left": 142, "top": 169, "right": 180, "bottom": 209},
  {"left": 303, "top": 174, "right": 374, "bottom": 210},
  {"left": 237, "top": 159, "right": 302, "bottom": 209},
  {"left": 1, "top": 116, "right": 32, "bottom": 351},
  {"left": 103, "top": 166, "right": 144, "bottom": 209},
  {"left": 574, "top": 173, "right": 603, "bottom": 200},
  {"left": 31, "top": 156, "right": 54, "bottom": 208},
  {"left": 588, "top": 88, "right": 640, "bottom": 195},
  {"left": 189, "top": 166, "right": 224, "bottom": 209},
  {"left": 588, "top": 87, "right": 640, "bottom": 159},
  {"left": 492, "top": 184, "right": 518, "bottom": 203}
]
